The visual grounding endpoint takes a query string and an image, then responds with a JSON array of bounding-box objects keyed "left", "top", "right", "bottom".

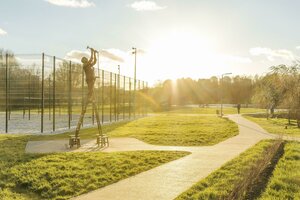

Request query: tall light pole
[
  {"left": 132, "top": 47, "right": 137, "bottom": 118},
  {"left": 220, "top": 73, "right": 232, "bottom": 116}
]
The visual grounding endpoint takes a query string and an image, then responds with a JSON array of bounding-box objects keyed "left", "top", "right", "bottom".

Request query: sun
[
  {"left": 145, "top": 31, "right": 221, "bottom": 68},
  {"left": 138, "top": 31, "right": 223, "bottom": 81}
]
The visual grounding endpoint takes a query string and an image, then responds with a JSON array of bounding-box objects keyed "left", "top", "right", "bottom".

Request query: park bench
[
  {"left": 69, "top": 135, "right": 80, "bottom": 148},
  {"left": 96, "top": 134, "right": 109, "bottom": 147}
]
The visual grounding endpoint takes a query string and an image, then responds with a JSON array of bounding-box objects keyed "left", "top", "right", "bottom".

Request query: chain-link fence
[{"left": 0, "top": 53, "right": 148, "bottom": 134}]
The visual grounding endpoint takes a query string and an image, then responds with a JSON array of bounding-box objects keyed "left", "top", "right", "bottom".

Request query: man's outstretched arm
[
  {"left": 87, "top": 49, "right": 95, "bottom": 65},
  {"left": 91, "top": 50, "right": 97, "bottom": 66}
]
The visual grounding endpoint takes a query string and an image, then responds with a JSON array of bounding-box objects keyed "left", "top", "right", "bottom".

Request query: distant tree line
[
  {"left": 147, "top": 64, "right": 300, "bottom": 126},
  {"left": 148, "top": 76, "right": 254, "bottom": 109}
]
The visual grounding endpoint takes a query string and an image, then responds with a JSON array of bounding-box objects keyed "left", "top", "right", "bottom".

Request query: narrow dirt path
[{"left": 71, "top": 115, "right": 275, "bottom": 200}]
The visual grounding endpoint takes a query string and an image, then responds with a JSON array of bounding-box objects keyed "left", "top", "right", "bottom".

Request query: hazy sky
[{"left": 1, "top": 0, "right": 300, "bottom": 85}]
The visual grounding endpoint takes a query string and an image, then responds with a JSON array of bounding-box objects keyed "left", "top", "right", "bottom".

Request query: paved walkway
[{"left": 71, "top": 115, "right": 277, "bottom": 200}]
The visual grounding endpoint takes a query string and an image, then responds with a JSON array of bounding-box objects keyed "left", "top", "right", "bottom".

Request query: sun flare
[
  {"left": 148, "top": 31, "right": 216, "bottom": 60},
  {"left": 139, "top": 31, "right": 226, "bottom": 81}
]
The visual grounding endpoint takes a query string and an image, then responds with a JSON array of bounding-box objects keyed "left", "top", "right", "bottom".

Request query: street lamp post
[
  {"left": 132, "top": 47, "right": 137, "bottom": 119},
  {"left": 220, "top": 73, "right": 232, "bottom": 116}
]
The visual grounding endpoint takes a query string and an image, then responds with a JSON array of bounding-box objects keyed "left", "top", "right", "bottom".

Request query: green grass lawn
[
  {"left": 32, "top": 114, "right": 238, "bottom": 146},
  {"left": 245, "top": 115, "right": 300, "bottom": 137},
  {"left": 0, "top": 134, "right": 189, "bottom": 200},
  {"left": 108, "top": 114, "right": 238, "bottom": 146},
  {"left": 167, "top": 107, "right": 266, "bottom": 115},
  {"left": 175, "top": 140, "right": 278, "bottom": 200},
  {"left": 259, "top": 141, "right": 300, "bottom": 200}
]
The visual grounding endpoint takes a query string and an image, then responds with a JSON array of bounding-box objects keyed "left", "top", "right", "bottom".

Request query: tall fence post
[
  {"left": 144, "top": 81, "right": 146, "bottom": 116},
  {"left": 138, "top": 80, "right": 140, "bottom": 117},
  {"left": 41, "top": 53, "right": 45, "bottom": 133},
  {"left": 68, "top": 61, "right": 72, "bottom": 129},
  {"left": 114, "top": 73, "right": 117, "bottom": 122},
  {"left": 81, "top": 68, "right": 84, "bottom": 127},
  {"left": 142, "top": 81, "right": 144, "bottom": 116},
  {"left": 117, "top": 73, "right": 120, "bottom": 121},
  {"left": 134, "top": 79, "right": 136, "bottom": 119},
  {"left": 110, "top": 72, "right": 112, "bottom": 122},
  {"left": 53, "top": 56, "right": 56, "bottom": 132},
  {"left": 101, "top": 70, "right": 104, "bottom": 124},
  {"left": 97, "top": 53, "right": 100, "bottom": 120},
  {"left": 129, "top": 78, "right": 131, "bottom": 119},
  {"left": 92, "top": 61, "right": 95, "bottom": 125},
  {"left": 28, "top": 72, "right": 31, "bottom": 120},
  {"left": 5, "top": 54, "right": 8, "bottom": 133},
  {"left": 48, "top": 77, "right": 51, "bottom": 120},
  {"left": 8, "top": 60, "right": 11, "bottom": 120},
  {"left": 23, "top": 80, "right": 25, "bottom": 119},
  {"left": 146, "top": 82, "right": 148, "bottom": 115},
  {"left": 123, "top": 76, "right": 125, "bottom": 120}
]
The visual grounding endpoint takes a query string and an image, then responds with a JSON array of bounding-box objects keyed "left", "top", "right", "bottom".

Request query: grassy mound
[
  {"left": 0, "top": 135, "right": 189, "bottom": 199},
  {"left": 108, "top": 115, "right": 238, "bottom": 146}
]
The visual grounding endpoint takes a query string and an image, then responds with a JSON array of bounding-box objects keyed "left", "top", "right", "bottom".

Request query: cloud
[
  {"left": 65, "top": 49, "right": 124, "bottom": 63},
  {"left": 65, "top": 50, "right": 89, "bottom": 62},
  {"left": 222, "top": 55, "right": 252, "bottom": 64},
  {"left": 45, "top": 0, "right": 95, "bottom": 8},
  {"left": 249, "top": 47, "right": 297, "bottom": 61},
  {"left": 130, "top": 1, "right": 166, "bottom": 11},
  {"left": 99, "top": 49, "right": 124, "bottom": 63},
  {"left": 296, "top": 46, "right": 300, "bottom": 50},
  {"left": 0, "top": 28, "right": 7, "bottom": 36}
]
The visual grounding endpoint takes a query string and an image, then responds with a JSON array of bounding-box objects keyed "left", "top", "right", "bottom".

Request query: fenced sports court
[{"left": 0, "top": 53, "right": 148, "bottom": 134}]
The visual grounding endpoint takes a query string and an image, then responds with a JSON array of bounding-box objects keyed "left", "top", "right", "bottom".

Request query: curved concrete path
[{"left": 72, "top": 115, "right": 278, "bottom": 200}]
